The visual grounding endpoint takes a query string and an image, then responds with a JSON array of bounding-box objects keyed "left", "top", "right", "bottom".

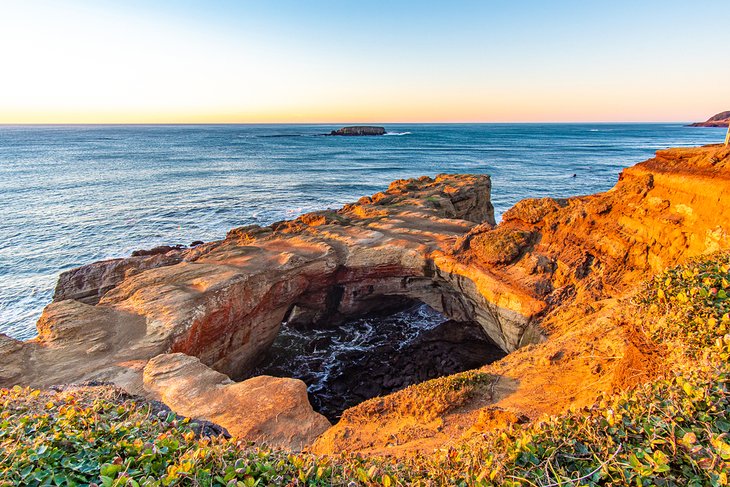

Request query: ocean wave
[
  {"left": 383, "top": 131, "right": 411, "bottom": 136},
  {"left": 257, "top": 134, "right": 305, "bottom": 138}
]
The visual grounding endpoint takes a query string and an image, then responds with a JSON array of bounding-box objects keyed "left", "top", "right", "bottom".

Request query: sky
[{"left": 0, "top": 0, "right": 728, "bottom": 123}]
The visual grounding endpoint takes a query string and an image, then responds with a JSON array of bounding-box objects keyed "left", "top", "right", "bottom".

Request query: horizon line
[{"left": 0, "top": 120, "right": 708, "bottom": 126}]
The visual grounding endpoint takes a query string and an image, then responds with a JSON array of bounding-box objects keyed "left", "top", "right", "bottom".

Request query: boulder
[{"left": 143, "top": 353, "right": 330, "bottom": 451}]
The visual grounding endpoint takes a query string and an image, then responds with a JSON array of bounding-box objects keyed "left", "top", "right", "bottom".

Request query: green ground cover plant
[{"left": 2, "top": 252, "right": 729, "bottom": 486}]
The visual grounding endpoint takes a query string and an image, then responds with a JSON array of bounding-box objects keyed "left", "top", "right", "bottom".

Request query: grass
[
  {"left": 469, "top": 228, "right": 533, "bottom": 265},
  {"left": 345, "top": 371, "right": 497, "bottom": 423},
  {"left": 2, "top": 252, "right": 730, "bottom": 486}
]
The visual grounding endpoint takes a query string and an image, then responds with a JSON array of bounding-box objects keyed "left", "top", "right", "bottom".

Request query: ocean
[{"left": 0, "top": 123, "right": 724, "bottom": 339}]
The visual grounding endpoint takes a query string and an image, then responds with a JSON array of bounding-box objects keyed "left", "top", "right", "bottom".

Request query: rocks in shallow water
[
  {"left": 131, "top": 245, "right": 186, "bottom": 257},
  {"left": 329, "top": 126, "right": 386, "bottom": 136}
]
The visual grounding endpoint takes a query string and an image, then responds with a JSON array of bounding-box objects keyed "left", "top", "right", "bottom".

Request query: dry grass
[{"left": 343, "top": 371, "right": 497, "bottom": 424}]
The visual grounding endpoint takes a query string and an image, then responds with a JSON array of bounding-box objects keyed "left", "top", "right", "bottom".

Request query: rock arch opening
[
  {"left": 250, "top": 300, "right": 506, "bottom": 422},
  {"left": 164, "top": 260, "right": 541, "bottom": 423}
]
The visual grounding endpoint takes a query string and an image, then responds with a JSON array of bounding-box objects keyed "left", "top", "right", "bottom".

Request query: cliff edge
[
  {"left": 2, "top": 144, "right": 730, "bottom": 454},
  {"left": 314, "top": 144, "right": 730, "bottom": 454}
]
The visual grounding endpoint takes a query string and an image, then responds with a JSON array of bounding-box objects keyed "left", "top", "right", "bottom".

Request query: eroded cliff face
[
  {"left": 0, "top": 172, "right": 526, "bottom": 449},
  {"left": 441, "top": 145, "right": 730, "bottom": 319},
  {"left": 2, "top": 144, "right": 729, "bottom": 453},
  {"left": 312, "top": 144, "right": 730, "bottom": 454}
]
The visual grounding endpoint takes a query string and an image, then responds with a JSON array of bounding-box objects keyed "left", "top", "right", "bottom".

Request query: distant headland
[{"left": 689, "top": 110, "right": 730, "bottom": 127}]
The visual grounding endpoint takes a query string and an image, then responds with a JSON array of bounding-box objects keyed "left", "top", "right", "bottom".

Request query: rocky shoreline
[{"left": 2, "top": 144, "right": 730, "bottom": 453}]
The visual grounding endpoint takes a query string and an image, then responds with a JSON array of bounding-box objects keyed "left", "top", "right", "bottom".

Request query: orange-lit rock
[
  {"left": 3, "top": 145, "right": 730, "bottom": 453},
  {"left": 0, "top": 172, "right": 508, "bottom": 448},
  {"left": 143, "top": 353, "right": 330, "bottom": 450},
  {"left": 312, "top": 144, "right": 730, "bottom": 455}
]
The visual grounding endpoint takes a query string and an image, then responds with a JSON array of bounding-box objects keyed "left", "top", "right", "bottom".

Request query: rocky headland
[
  {"left": 689, "top": 110, "right": 730, "bottom": 127},
  {"left": 2, "top": 144, "right": 730, "bottom": 455}
]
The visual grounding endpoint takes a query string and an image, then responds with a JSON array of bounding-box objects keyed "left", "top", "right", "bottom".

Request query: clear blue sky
[{"left": 1, "top": 0, "right": 727, "bottom": 122}]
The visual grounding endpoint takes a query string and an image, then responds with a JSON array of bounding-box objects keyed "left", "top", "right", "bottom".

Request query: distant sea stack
[
  {"left": 329, "top": 126, "right": 386, "bottom": 136},
  {"left": 689, "top": 111, "right": 730, "bottom": 127}
]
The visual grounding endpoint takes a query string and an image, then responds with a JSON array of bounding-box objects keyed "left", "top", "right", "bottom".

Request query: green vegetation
[
  {"left": 347, "top": 371, "right": 496, "bottom": 423},
  {"left": 2, "top": 253, "right": 730, "bottom": 486},
  {"left": 469, "top": 228, "right": 533, "bottom": 265},
  {"left": 0, "top": 387, "right": 362, "bottom": 487}
]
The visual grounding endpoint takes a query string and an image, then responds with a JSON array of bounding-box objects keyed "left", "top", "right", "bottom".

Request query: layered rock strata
[
  {"left": 1, "top": 172, "right": 539, "bottom": 448},
  {"left": 3, "top": 144, "right": 729, "bottom": 453},
  {"left": 312, "top": 144, "right": 730, "bottom": 454}
]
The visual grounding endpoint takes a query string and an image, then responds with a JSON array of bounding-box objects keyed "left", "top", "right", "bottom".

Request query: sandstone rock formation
[
  {"left": 689, "top": 110, "right": 730, "bottom": 127},
  {"left": 53, "top": 249, "right": 184, "bottom": 304},
  {"left": 329, "top": 126, "right": 386, "bottom": 136},
  {"left": 143, "top": 353, "right": 330, "bottom": 450},
  {"left": 312, "top": 144, "right": 730, "bottom": 454},
  {"left": 1, "top": 173, "right": 511, "bottom": 448},
  {"left": 3, "top": 144, "right": 730, "bottom": 454}
]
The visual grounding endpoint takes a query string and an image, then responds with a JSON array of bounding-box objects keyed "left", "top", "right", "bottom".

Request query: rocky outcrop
[
  {"left": 143, "top": 353, "right": 330, "bottom": 450},
  {"left": 54, "top": 249, "right": 185, "bottom": 304},
  {"left": 689, "top": 110, "right": 730, "bottom": 127},
  {"left": 4, "top": 144, "right": 730, "bottom": 453},
  {"left": 312, "top": 144, "right": 730, "bottom": 454},
  {"left": 329, "top": 126, "right": 386, "bottom": 136},
  {"left": 0, "top": 172, "right": 510, "bottom": 448}
]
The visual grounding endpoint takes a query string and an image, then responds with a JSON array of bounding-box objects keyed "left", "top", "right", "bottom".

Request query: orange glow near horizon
[
  {"left": 2, "top": 85, "right": 719, "bottom": 124},
  {"left": 1, "top": 1, "right": 727, "bottom": 125},
  {"left": 2, "top": 95, "right": 718, "bottom": 125}
]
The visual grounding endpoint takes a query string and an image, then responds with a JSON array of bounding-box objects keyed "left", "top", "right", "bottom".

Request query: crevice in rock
[{"left": 249, "top": 302, "right": 506, "bottom": 422}]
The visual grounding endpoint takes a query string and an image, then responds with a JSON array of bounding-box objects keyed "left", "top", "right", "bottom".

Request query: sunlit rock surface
[
  {"left": 313, "top": 144, "right": 730, "bottom": 454},
  {"left": 143, "top": 353, "right": 330, "bottom": 451},
  {"left": 3, "top": 145, "right": 730, "bottom": 452}
]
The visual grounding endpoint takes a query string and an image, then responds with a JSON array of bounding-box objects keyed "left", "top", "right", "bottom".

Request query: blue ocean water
[{"left": 0, "top": 123, "right": 724, "bottom": 339}]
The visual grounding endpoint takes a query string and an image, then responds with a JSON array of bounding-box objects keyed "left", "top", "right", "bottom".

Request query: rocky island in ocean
[{"left": 329, "top": 126, "right": 386, "bottom": 136}]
